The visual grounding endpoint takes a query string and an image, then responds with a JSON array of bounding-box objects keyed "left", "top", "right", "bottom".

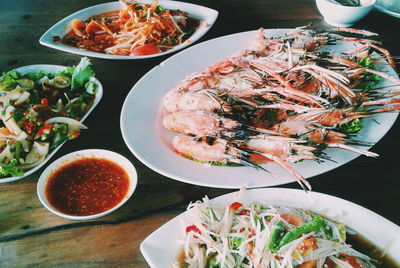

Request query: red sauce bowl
[{"left": 37, "top": 149, "right": 137, "bottom": 220}]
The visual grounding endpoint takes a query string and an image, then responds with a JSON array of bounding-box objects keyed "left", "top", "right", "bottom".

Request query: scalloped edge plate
[
  {"left": 39, "top": 1, "right": 218, "bottom": 59},
  {"left": 140, "top": 188, "right": 400, "bottom": 267}
]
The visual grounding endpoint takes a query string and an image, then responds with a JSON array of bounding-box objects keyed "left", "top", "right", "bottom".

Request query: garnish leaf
[
  {"left": 0, "top": 72, "right": 18, "bottom": 91},
  {"left": 0, "top": 160, "right": 24, "bottom": 177},
  {"left": 71, "top": 57, "right": 95, "bottom": 90}
]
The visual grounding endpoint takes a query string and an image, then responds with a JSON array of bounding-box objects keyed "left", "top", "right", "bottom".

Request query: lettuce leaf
[
  {"left": 55, "top": 66, "right": 75, "bottom": 78},
  {"left": 0, "top": 72, "right": 18, "bottom": 91},
  {"left": 71, "top": 57, "right": 95, "bottom": 90},
  {"left": 0, "top": 160, "right": 24, "bottom": 177},
  {"left": 24, "top": 71, "right": 46, "bottom": 81},
  {"left": 85, "top": 80, "right": 97, "bottom": 94}
]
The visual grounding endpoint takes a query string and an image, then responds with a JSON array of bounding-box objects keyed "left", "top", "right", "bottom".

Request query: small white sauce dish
[
  {"left": 37, "top": 149, "right": 137, "bottom": 220},
  {"left": 316, "top": 0, "right": 377, "bottom": 27}
]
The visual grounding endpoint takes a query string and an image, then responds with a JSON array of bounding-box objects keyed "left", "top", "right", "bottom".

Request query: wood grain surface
[{"left": 0, "top": 0, "right": 399, "bottom": 267}]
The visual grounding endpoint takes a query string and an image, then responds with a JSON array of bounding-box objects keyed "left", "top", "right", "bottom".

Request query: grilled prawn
[{"left": 162, "top": 26, "right": 399, "bottom": 190}]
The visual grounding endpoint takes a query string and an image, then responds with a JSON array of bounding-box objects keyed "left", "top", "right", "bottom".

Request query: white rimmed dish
[
  {"left": 0, "top": 64, "right": 103, "bottom": 184},
  {"left": 37, "top": 149, "right": 137, "bottom": 220},
  {"left": 316, "top": 0, "right": 376, "bottom": 27},
  {"left": 120, "top": 29, "right": 400, "bottom": 189},
  {"left": 39, "top": 1, "right": 218, "bottom": 60},
  {"left": 140, "top": 188, "right": 400, "bottom": 267}
]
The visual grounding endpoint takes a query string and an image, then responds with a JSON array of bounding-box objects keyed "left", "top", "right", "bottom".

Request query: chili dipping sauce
[{"left": 45, "top": 158, "right": 130, "bottom": 216}]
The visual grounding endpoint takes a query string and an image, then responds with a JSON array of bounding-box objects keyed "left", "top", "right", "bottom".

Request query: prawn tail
[
  {"left": 261, "top": 152, "right": 312, "bottom": 192},
  {"left": 327, "top": 143, "right": 379, "bottom": 158}
]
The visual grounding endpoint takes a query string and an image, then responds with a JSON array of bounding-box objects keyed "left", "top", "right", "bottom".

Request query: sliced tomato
[
  {"left": 323, "top": 257, "right": 335, "bottom": 268},
  {"left": 130, "top": 44, "right": 161, "bottom": 56},
  {"left": 40, "top": 98, "right": 48, "bottom": 106},
  {"left": 240, "top": 209, "right": 250, "bottom": 216},
  {"left": 281, "top": 213, "right": 305, "bottom": 226},
  {"left": 229, "top": 202, "right": 243, "bottom": 211},
  {"left": 339, "top": 254, "right": 363, "bottom": 268},
  {"left": 297, "top": 260, "right": 317, "bottom": 268}
]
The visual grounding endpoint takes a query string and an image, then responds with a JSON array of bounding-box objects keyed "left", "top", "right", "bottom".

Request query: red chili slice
[
  {"left": 36, "top": 123, "right": 53, "bottom": 137},
  {"left": 185, "top": 225, "right": 201, "bottom": 238}
]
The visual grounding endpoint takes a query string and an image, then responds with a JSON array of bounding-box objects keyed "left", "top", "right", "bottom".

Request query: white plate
[
  {"left": 0, "top": 65, "right": 103, "bottom": 183},
  {"left": 39, "top": 1, "right": 218, "bottom": 59},
  {"left": 120, "top": 29, "right": 400, "bottom": 189},
  {"left": 375, "top": 3, "right": 400, "bottom": 18},
  {"left": 140, "top": 188, "right": 400, "bottom": 267}
]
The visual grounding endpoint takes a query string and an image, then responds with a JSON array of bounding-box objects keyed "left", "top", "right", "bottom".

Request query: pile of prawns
[{"left": 162, "top": 26, "right": 400, "bottom": 191}]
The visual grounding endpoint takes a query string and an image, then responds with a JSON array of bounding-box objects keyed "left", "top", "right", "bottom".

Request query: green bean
[
  {"left": 204, "top": 208, "right": 219, "bottom": 221},
  {"left": 267, "top": 221, "right": 283, "bottom": 252},
  {"left": 276, "top": 216, "right": 325, "bottom": 250},
  {"left": 15, "top": 141, "right": 21, "bottom": 159},
  {"left": 208, "top": 256, "right": 219, "bottom": 267}
]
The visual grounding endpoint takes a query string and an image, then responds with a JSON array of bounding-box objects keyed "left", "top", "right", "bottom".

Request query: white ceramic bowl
[
  {"left": 37, "top": 149, "right": 137, "bottom": 220},
  {"left": 316, "top": 0, "right": 376, "bottom": 27}
]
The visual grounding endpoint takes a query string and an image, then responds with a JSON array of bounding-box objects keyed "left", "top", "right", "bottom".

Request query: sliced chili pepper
[
  {"left": 23, "top": 121, "right": 35, "bottom": 133},
  {"left": 186, "top": 224, "right": 201, "bottom": 238},
  {"left": 36, "top": 123, "right": 53, "bottom": 137},
  {"left": 186, "top": 224, "right": 201, "bottom": 233}
]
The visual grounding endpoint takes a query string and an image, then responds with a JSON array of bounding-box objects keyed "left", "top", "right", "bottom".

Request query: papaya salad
[
  {"left": 58, "top": 0, "right": 200, "bottom": 56},
  {"left": 0, "top": 57, "right": 98, "bottom": 178},
  {"left": 177, "top": 196, "right": 379, "bottom": 268}
]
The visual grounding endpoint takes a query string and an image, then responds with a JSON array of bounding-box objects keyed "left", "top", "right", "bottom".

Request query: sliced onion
[
  {"left": 20, "top": 139, "right": 29, "bottom": 152},
  {"left": 18, "top": 154, "right": 47, "bottom": 170},
  {"left": 49, "top": 76, "right": 71, "bottom": 89},
  {"left": 0, "top": 89, "right": 23, "bottom": 107},
  {"left": 2, "top": 106, "right": 23, "bottom": 136},
  {"left": 45, "top": 117, "right": 87, "bottom": 129},
  {"left": 25, "top": 142, "right": 49, "bottom": 164},
  {"left": 16, "top": 131, "right": 28, "bottom": 141},
  {"left": 16, "top": 79, "right": 34, "bottom": 90},
  {"left": 14, "top": 91, "right": 30, "bottom": 106},
  {"left": 0, "top": 145, "right": 13, "bottom": 163}
]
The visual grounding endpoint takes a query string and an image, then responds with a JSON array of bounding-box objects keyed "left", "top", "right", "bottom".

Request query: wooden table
[{"left": 1, "top": 0, "right": 399, "bottom": 267}]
